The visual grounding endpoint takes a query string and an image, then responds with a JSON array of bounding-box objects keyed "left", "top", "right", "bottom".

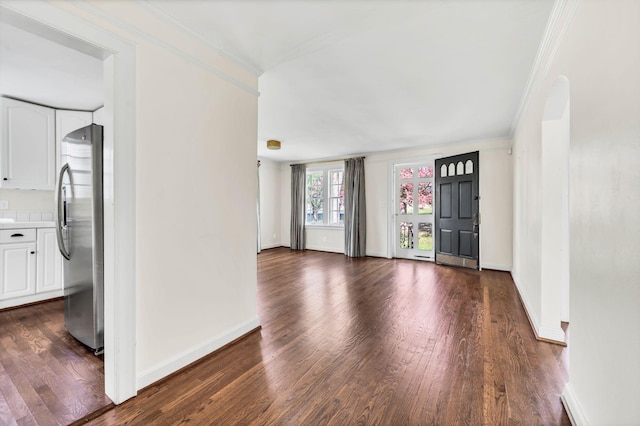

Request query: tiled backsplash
[{"left": 0, "top": 211, "right": 54, "bottom": 222}]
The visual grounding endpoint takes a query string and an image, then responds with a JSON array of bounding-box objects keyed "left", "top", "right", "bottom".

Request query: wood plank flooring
[
  {"left": 89, "top": 248, "right": 570, "bottom": 425},
  {"left": 0, "top": 300, "right": 113, "bottom": 425}
]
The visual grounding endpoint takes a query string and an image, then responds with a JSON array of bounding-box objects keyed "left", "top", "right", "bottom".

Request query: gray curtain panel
[
  {"left": 257, "top": 161, "right": 261, "bottom": 254},
  {"left": 290, "top": 164, "right": 306, "bottom": 250},
  {"left": 344, "top": 157, "right": 366, "bottom": 257}
]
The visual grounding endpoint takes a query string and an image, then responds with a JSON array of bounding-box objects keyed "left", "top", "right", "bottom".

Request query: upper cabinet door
[
  {"left": 92, "top": 107, "right": 105, "bottom": 126},
  {"left": 55, "top": 109, "right": 93, "bottom": 171},
  {"left": 1, "top": 98, "right": 56, "bottom": 190}
]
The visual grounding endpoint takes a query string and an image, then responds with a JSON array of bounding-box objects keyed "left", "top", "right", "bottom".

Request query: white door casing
[{"left": 0, "top": 0, "right": 138, "bottom": 404}]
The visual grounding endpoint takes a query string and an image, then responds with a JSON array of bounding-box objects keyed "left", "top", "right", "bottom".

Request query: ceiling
[
  {"left": 0, "top": 1, "right": 554, "bottom": 162},
  {"left": 0, "top": 20, "right": 104, "bottom": 111},
  {"left": 147, "top": 0, "right": 554, "bottom": 162}
]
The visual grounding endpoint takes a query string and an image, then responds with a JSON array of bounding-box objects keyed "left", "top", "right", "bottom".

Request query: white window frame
[{"left": 306, "top": 165, "right": 344, "bottom": 227}]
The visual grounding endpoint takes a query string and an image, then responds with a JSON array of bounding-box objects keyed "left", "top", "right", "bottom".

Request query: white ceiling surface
[
  {"left": 0, "top": 1, "right": 553, "bottom": 161},
  {"left": 149, "top": 0, "right": 554, "bottom": 162},
  {"left": 0, "top": 21, "right": 103, "bottom": 111}
]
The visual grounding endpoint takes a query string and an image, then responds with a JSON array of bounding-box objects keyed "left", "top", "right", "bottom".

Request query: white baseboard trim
[
  {"left": 481, "top": 263, "right": 512, "bottom": 272},
  {"left": 539, "top": 325, "right": 566, "bottom": 342},
  {"left": 511, "top": 272, "right": 541, "bottom": 329},
  {"left": 137, "top": 316, "right": 261, "bottom": 390},
  {"left": 562, "top": 383, "right": 589, "bottom": 426},
  {"left": 365, "top": 251, "right": 387, "bottom": 258},
  {"left": 0, "top": 290, "right": 63, "bottom": 310},
  {"left": 260, "top": 242, "right": 282, "bottom": 250},
  {"left": 511, "top": 273, "right": 565, "bottom": 344},
  {"left": 305, "top": 244, "right": 343, "bottom": 254},
  {"left": 263, "top": 245, "right": 387, "bottom": 258}
]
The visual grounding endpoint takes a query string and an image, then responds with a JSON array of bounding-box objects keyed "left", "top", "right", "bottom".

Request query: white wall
[
  {"left": 512, "top": 0, "right": 640, "bottom": 423},
  {"left": 0, "top": 189, "right": 54, "bottom": 212},
  {"left": 273, "top": 139, "right": 514, "bottom": 270},
  {"left": 279, "top": 163, "right": 291, "bottom": 248},
  {"left": 134, "top": 41, "right": 259, "bottom": 386},
  {"left": 367, "top": 141, "right": 513, "bottom": 268},
  {"left": 306, "top": 226, "right": 344, "bottom": 253},
  {"left": 6, "top": 0, "right": 261, "bottom": 393},
  {"left": 258, "top": 158, "right": 282, "bottom": 249},
  {"left": 479, "top": 148, "right": 513, "bottom": 271}
]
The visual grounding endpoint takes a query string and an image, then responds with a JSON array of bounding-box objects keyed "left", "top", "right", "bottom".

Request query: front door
[
  {"left": 434, "top": 152, "right": 479, "bottom": 269},
  {"left": 394, "top": 162, "right": 435, "bottom": 260}
]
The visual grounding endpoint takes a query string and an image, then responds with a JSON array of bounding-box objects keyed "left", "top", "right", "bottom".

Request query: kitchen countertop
[{"left": 0, "top": 221, "right": 55, "bottom": 229}]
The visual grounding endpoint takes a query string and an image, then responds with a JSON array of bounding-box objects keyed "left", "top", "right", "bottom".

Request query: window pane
[
  {"left": 440, "top": 164, "right": 447, "bottom": 177},
  {"left": 329, "top": 170, "right": 345, "bottom": 225},
  {"left": 418, "top": 182, "right": 433, "bottom": 214},
  {"left": 418, "top": 166, "right": 433, "bottom": 178},
  {"left": 418, "top": 222, "right": 433, "bottom": 251},
  {"left": 330, "top": 210, "right": 338, "bottom": 224},
  {"left": 400, "top": 168, "right": 413, "bottom": 179},
  {"left": 400, "top": 183, "right": 413, "bottom": 214},
  {"left": 331, "top": 170, "right": 344, "bottom": 196},
  {"left": 400, "top": 222, "right": 414, "bottom": 249},
  {"left": 465, "top": 160, "right": 473, "bottom": 174},
  {"left": 306, "top": 172, "right": 324, "bottom": 224}
]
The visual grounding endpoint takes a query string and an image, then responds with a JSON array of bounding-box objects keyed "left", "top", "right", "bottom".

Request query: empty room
[{"left": 0, "top": 1, "right": 638, "bottom": 425}]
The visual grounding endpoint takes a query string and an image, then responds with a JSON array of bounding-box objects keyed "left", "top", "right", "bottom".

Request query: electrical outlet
[
  {"left": 0, "top": 200, "right": 8, "bottom": 210},
  {"left": 272, "top": 233, "right": 277, "bottom": 240}
]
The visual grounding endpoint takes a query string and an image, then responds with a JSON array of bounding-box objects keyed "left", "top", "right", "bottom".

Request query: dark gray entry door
[{"left": 435, "top": 152, "right": 479, "bottom": 270}]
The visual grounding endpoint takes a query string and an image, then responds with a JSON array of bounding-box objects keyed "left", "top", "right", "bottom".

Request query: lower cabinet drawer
[{"left": 0, "top": 229, "right": 37, "bottom": 244}]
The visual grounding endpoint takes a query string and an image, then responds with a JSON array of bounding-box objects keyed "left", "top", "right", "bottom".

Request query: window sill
[{"left": 305, "top": 225, "right": 344, "bottom": 230}]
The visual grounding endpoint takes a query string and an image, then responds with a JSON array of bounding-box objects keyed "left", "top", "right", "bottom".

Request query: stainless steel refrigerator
[{"left": 55, "top": 124, "right": 104, "bottom": 354}]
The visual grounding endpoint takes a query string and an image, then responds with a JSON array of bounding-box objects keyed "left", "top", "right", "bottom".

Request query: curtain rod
[{"left": 290, "top": 156, "right": 365, "bottom": 167}]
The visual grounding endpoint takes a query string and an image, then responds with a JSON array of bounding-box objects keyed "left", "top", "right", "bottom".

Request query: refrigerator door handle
[{"left": 55, "top": 163, "right": 71, "bottom": 260}]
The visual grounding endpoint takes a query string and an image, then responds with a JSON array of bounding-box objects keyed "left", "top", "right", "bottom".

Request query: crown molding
[
  {"left": 137, "top": 0, "right": 263, "bottom": 77},
  {"left": 68, "top": 0, "right": 260, "bottom": 97},
  {"left": 509, "top": 0, "right": 583, "bottom": 138},
  {"left": 541, "top": 0, "right": 583, "bottom": 77}
]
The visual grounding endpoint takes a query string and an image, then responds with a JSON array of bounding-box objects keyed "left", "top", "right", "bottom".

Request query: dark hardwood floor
[
  {"left": 0, "top": 299, "right": 113, "bottom": 425},
  {"left": 88, "top": 248, "right": 570, "bottom": 425}
]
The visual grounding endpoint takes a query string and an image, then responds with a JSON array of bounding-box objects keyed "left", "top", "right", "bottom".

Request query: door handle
[{"left": 55, "top": 163, "right": 71, "bottom": 260}]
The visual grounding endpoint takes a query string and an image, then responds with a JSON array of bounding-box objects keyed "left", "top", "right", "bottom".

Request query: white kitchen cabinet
[
  {"left": 36, "top": 228, "right": 63, "bottom": 294},
  {"left": 0, "top": 97, "right": 56, "bottom": 190},
  {"left": 56, "top": 109, "right": 93, "bottom": 171},
  {"left": 0, "top": 230, "right": 37, "bottom": 300},
  {"left": 92, "top": 106, "right": 105, "bottom": 126}
]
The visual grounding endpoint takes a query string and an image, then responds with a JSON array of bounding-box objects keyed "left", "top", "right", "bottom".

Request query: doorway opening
[
  {"left": 434, "top": 152, "right": 480, "bottom": 270},
  {"left": 0, "top": 1, "right": 137, "bottom": 412},
  {"left": 392, "top": 160, "right": 435, "bottom": 261}
]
